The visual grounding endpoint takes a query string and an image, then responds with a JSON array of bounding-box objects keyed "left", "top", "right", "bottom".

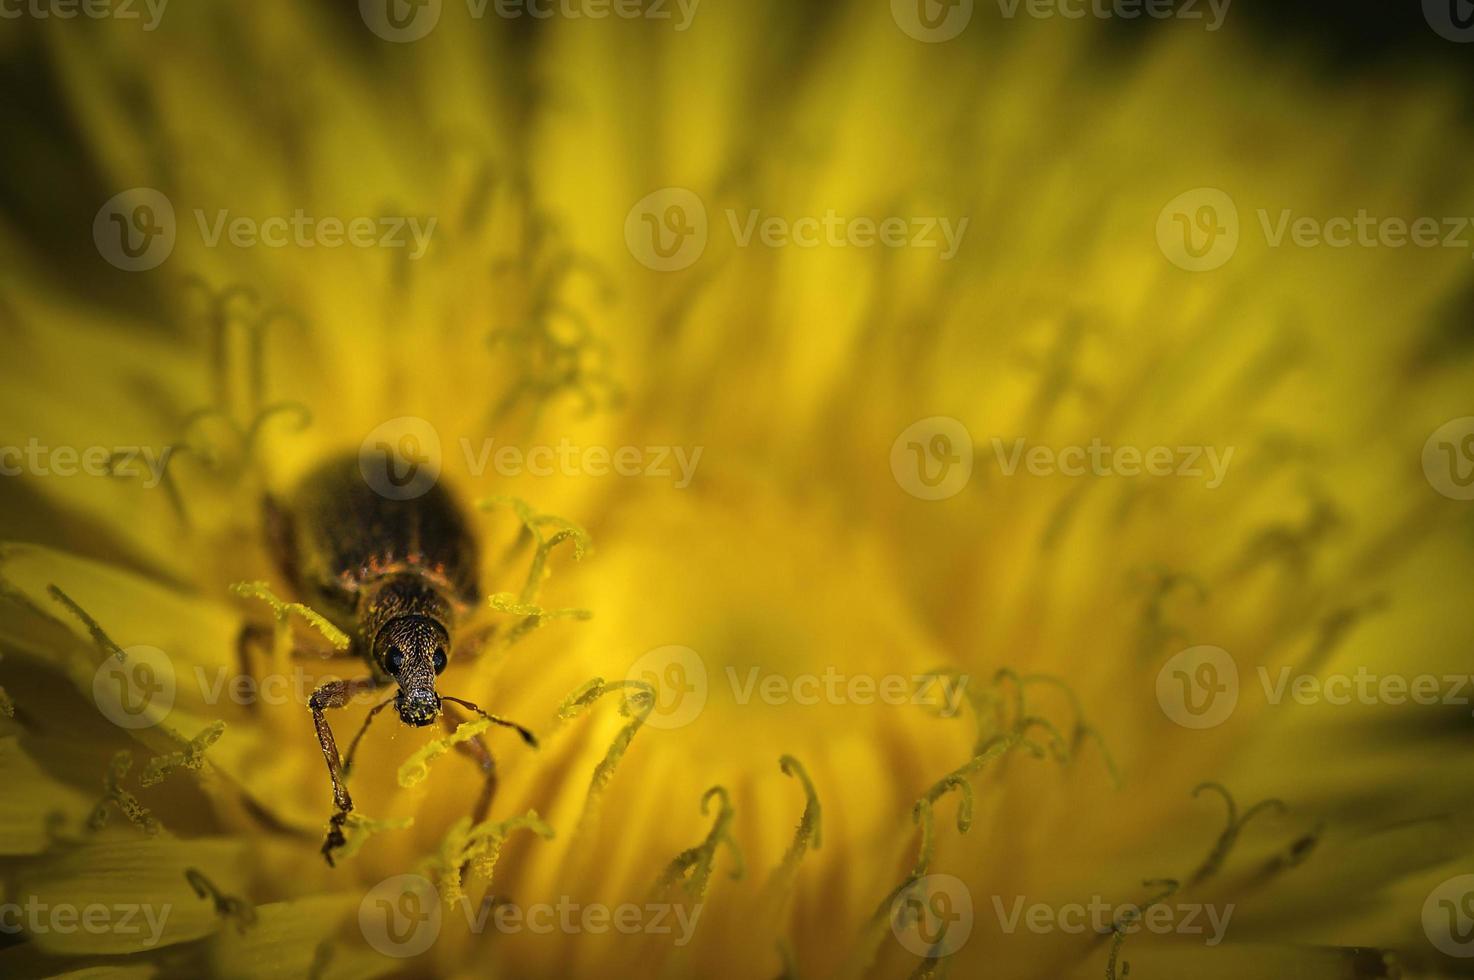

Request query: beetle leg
[
  {"left": 309, "top": 675, "right": 389, "bottom": 865},
  {"left": 441, "top": 699, "right": 499, "bottom": 826}
]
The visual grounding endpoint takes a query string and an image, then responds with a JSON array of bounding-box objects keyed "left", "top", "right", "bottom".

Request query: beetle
[{"left": 257, "top": 452, "right": 535, "bottom": 865}]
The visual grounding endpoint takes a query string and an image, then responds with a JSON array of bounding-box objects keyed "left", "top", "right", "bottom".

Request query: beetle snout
[{"left": 395, "top": 690, "right": 441, "bottom": 727}]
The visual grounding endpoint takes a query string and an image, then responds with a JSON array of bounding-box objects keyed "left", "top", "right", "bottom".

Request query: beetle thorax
[{"left": 360, "top": 573, "right": 454, "bottom": 645}]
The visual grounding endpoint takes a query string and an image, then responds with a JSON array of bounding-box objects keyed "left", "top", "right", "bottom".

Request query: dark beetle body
[
  {"left": 274, "top": 454, "right": 479, "bottom": 725},
  {"left": 273, "top": 453, "right": 534, "bottom": 865},
  {"left": 284, "top": 454, "right": 480, "bottom": 627}
]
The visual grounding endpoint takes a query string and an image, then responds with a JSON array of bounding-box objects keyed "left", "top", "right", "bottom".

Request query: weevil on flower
[{"left": 249, "top": 453, "right": 539, "bottom": 865}]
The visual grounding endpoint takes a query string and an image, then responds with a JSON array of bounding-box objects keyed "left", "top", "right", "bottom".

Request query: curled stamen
[
  {"left": 1189, "top": 782, "right": 1288, "bottom": 886},
  {"left": 775, "top": 939, "right": 799, "bottom": 980},
  {"left": 1261, "top": 822, "right": 1324, "bottom": 876},
  {"left": 851, "top": 723, "right": 1052, "bottom": 976},
  {"left": 106, "top": 447, "right": 191, "bottom": 526},
  {"left": 337, "top": 811, "right": 414, "bottom": 862},
  {"left": 769, "top": 755, "right": 823, "bottom": 885},
  {"left": 471, "top": 500, "right": 591, "bottom": 667},
  {"left": 992, "top": 668, "right": 1029, "bottom": 734},
  {"left": 398, "top": 700, "right": 536, "bottom": 789},
  {"left": 1020, "top": 674, "right": 1121, "bottom": 786},
  {"left": 483, "top": 252, "right": 621, "bottom": 422},
  {"left": 46, "top": 585, "right": 125, "bottom": 662},
  {"left": 230, "top": 581, "right": 351, "bottom": 655},
  {"left": 480, "top": 496, "right": 591, "bottom": 604},
  {"left": 422, "top": 810, "right": 554, "bottom": 907},
  {"left": 487, "top": 593, "right": 592, "bottom": 649},
  {"left": 927, "top": 666, "right": 1118, "bottom": 786},
  {"left": 176, "top": 402, "right": 312, "bottom": 471},
  {"left": 87, "top": 751, "right": 161, "bottom": 836},
  {"left": 308, "top": 941, "right": 334, "bottom": 980},
  {"left": 1105, "top": 878, "right": 1179, "bottom": 980},
  {"left": 655, "top": 786, "right": 744, "bottom": 899},
  {"left": 1232, "top": 494, "right": 1342, "bottom": 579},
  {"left": 399, "top": 717, "right": 493, "bottom": 788},
  {"left": 558, "top": 678, "right": 654, "bottom": 836},
  {"left": 241, "top": 400, "right": 312, "bottom": 459},
  {"left": 185, "top": 867, "right": 257, "bottom": 934},
  {"left": 1302, "top": 596, "right": 1387, "bottom": 674},
  {"left": 141, "top": 721, "right": 226, "bottom": 787},
  {"left": 181, "top": 278, "right": 258, "bottom": 410},
  {"left": 766, "top": 751, "right": 825, "bottom": 937},
  {"left": 1129, "top": 564, "right": 1208, "bottom": 661}
]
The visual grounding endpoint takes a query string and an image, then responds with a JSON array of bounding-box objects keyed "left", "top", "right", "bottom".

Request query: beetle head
[{"left": 374, "top": 615, "right": 450, "bottom": 727}]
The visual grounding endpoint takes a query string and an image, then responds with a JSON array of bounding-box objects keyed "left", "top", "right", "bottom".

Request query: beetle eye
[
  {"left": 432, "top": 649, "right": 448, "bottom": 674},
  {"left": 385, "top": 646, "right": 405, "bottom": 675}
]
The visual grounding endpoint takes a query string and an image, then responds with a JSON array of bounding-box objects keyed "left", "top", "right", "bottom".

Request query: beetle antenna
[{"left": 442, "top": 695, "right": 539, "bottom": 748}]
